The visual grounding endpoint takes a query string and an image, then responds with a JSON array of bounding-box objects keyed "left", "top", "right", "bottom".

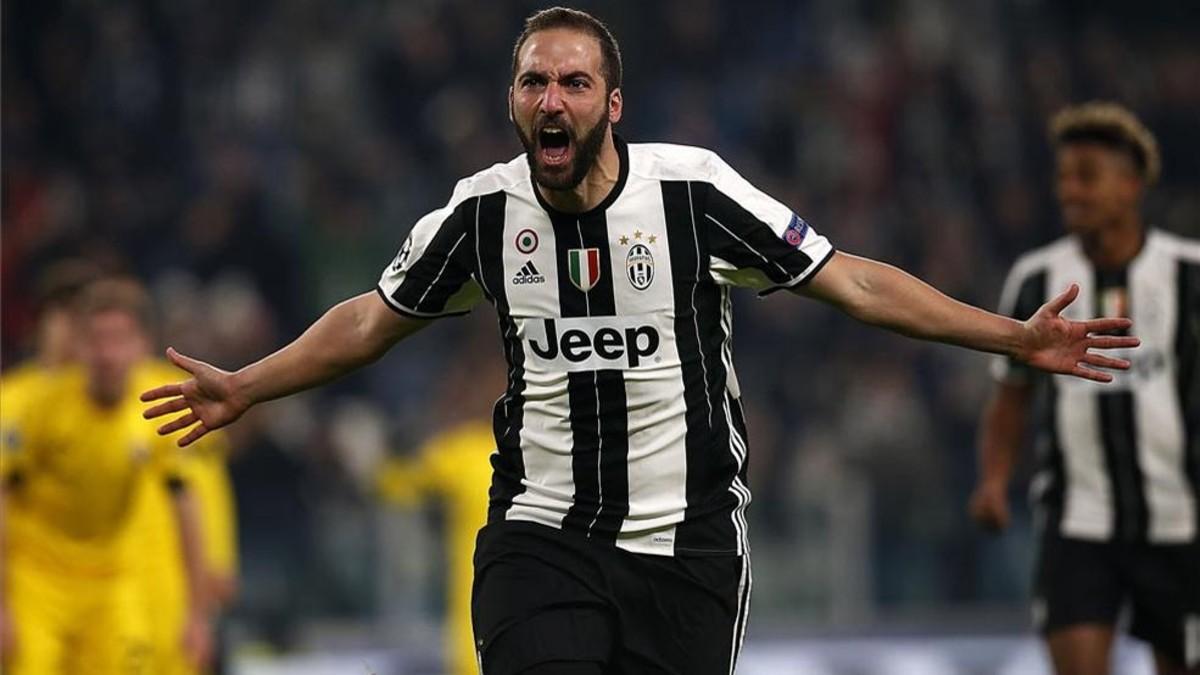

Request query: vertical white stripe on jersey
[
  {"left": 719, "top": 287, "right": 751, "bottom": 555},
  {"left": 501, "top": 197, "right": 577, "bottom": 529},
  {"left": 1131, "top": 238, "right": 1194, "bottom": 542},
  {"left": 606, "top": 183, "right": 688, "bottom": 555},
  {"left": 728, "top": 553, "right": 750, "bottom": 675},
  {"left": 1051, "top": 246, "right": 1115, "bottom": 540}
]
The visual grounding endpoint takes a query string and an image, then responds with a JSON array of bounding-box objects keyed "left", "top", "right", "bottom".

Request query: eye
[
  {"left": 568, "top": 78, "right": 589, "bottom": 90},
  {"left": 520, "top": 75, "right": 545, "bottom": 89}
]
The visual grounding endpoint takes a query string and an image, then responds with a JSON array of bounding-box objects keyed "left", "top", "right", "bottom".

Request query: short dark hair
[
  {"left": 1050, "top": 102, "right": 1161, "bottom": 185},
  {"left": 511, "top": 7, "right": 622, "bottom": 93}
]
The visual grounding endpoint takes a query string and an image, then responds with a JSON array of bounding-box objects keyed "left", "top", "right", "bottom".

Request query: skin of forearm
[
  {"left": 232, "top": 293, "right": 423, "bottom": 406},
  {"left": 173, "top": 486, "right": 209, "bottom": 617},
  {"left": 978, "top": 385, "right": 1030, "bottom": 485},
  {"left": 827, "top": 256, "right": 1027, "bottom": 357}
]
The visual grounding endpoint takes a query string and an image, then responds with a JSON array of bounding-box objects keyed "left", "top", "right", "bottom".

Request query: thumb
[
  {"left": 1043, "top": 283, "right": 1080, "bottom": 316},
  {"left": 166, "top": 347, "right": 205, "bottom": 376}
]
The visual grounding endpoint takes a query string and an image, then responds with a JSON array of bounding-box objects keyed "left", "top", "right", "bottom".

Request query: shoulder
[
  {"left": 627, "top": 142, "right": 729, "bottom": 182},
  {"left": 134, "top": 359, "right": 184, "bottom": 387},
  {"left": 1149, "top": 228, "right": 1200, "bottom": 264},
  {"left": 1006, "top": 235, "right": 1079, "bottom": 282},
  {"left": 1, "top": 363, "right": 49, "bottom": 401},
  {"left": 448, "top": 155, "right": 531, "bottom": 205}
]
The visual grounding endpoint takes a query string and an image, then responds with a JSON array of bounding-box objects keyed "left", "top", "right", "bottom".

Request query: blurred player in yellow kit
[
  {"left": 135, "top": 361, "right": 239, "bottom": 675},
  {"left": 0, "top": 261, "right": 100, "bottom": 440},
  {"left": 0, "top": 278, "right": 214, "bottom": 674},
  {"left": 0, "top": 261, "right": 100, "bottom": 664},
  {"left": 375, "top": 344, "right": 501, "bottom": 675},
  {"left": 377, "top": 419, "right": 493, "bottom": 675}
]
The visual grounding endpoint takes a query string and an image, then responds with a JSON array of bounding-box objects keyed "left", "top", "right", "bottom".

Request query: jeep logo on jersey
[
  {"left": 567, "top": 248, "right": 601, "bottom": 292},
  {"left": 626, "top": 244, "right": 654, "bottom": 290},
  {"left": 527, "top": 318, "right": 660, "bottom": 368}
]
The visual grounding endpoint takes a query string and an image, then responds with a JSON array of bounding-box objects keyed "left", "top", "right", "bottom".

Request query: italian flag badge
[{"left": 568, "top": 248, "right": 602, "bottom": 292}]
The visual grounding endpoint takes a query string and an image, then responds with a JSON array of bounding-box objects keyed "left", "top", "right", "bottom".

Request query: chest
[
  {"left": 36, "top": 409, "right": 152, "bottom": 487},
  {"left": 493, "top": 187, "right": 684, "bottom": 320}
]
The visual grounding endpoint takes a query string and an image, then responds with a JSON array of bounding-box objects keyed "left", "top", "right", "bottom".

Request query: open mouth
[{"left": 537, "top": 125, "right": 572, "bottom": 166}]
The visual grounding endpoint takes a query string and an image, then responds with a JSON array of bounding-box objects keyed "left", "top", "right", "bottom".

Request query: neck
[
  {"left": 1077, "top": 212, "right": 1145, "bottom": 270},
  {"left": 88, "top": 379, "right": 125, "bottom": 410},
  {"left": 537, "top": 131, "right": 620, "bottom": 213}
]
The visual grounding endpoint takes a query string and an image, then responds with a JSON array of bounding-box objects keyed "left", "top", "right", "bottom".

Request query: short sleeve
[
  {"left": 377, "top": 192, "right": 484, "bottom": 318},
  {"left": 991, "top": 263, "right": 1048, "bottom": 384},
  {"left": 1, "top": 372, "right": 45, "bottom": 483},
  {"left": 702, "top": 155, "right": 834, "bottom": 294}
]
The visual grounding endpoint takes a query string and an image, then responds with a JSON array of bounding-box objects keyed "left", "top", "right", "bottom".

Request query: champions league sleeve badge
[{"left": 782, "top": 213, "right": 809, "bottom": 248}]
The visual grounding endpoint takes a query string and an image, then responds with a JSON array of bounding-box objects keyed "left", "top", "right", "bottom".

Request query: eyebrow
[{"left": 517, "top": 69, "right": 595, "bottom": 82}]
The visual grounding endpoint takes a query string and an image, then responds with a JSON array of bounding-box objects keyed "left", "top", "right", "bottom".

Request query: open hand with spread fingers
[
  {"left": 1017, "top": 283, "right": 1140, "bottom": 382},
  {"left": 141, "top": 347, "right": 251, "bottom": 447}
]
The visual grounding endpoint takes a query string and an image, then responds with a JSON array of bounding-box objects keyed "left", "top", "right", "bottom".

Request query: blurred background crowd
[{"left": 3, "top": 0, "right": 1198, "bottom": 667}]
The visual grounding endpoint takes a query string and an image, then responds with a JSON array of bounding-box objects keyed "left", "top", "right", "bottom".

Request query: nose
[{"left": 541, "top": 81, "right": 565, "bottom": 115}]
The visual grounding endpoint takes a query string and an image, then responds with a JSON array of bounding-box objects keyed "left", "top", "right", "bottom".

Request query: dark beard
[{"left": 514, "top": 114, "right": 609, "bottom": 192}]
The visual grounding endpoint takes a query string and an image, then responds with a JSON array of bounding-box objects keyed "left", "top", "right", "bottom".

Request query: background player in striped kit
[
  {"left": 143, "top": 8, "right": 1141, "bottom": 674},
  {"left": 970, "top": 102, "right": 1200, "bottom": 675}
]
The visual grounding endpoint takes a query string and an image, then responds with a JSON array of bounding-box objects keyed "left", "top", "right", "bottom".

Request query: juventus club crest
[
  {"left": 617, "top": 229, "right": 656, "bottom": 291},
  {"left": 626, "top": 244, "right": 654, "bottom": 290},
  {"left": 568, "top": 248, "right": 602, "bottom": 292}
]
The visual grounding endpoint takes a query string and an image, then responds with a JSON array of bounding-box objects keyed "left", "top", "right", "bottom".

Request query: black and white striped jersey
[
  {"left": 378, "top": 137, "right": 833, "bottom": 556},
  {"left": 993, "top": 230, "right": 1200, "bottom": 544}
]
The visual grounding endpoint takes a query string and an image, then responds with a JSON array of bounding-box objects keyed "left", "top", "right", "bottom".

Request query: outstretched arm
[
  {"left": 800, "top": 252, "right": 1139, "bottom": 381},
  {"left": 143, "top": 291, "right": 427, "bottom": 446}
]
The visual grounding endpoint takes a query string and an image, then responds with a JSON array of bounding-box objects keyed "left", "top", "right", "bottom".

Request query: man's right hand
[
  {"left": 142, "top": 348, "right": 251, "bottom": 447},
  {"left": 968, "top": 479, "right": 1011, "bottom": 532}
]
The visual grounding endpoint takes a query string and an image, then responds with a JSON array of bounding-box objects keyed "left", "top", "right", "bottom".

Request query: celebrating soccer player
[{"left": 144, "top": 8, "right": 1141, "bottom": 674}]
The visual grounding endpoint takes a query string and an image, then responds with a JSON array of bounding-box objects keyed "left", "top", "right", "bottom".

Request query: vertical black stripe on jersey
[
  {"left": 552, "top": 210, "right": 630, "bottom": 540},
  {"left": 1093, "top": 267, "right": 1148, "bottom": 541},
  {"left": 1013, "top": 269, "right": 1067, "bottom": 532},
  {"left": 1176, "top": 260, "right": 1200, "bottom": 509},
  {"left": 390, "top": 200, "right": 475, "bottom": 314},
  {"left": 663, "top": 181, "right": 740, "bottom": 554},
  {"left": 1038, "top": 384, "right": 1066, "bottom": 533},
  {"left": 704, "top": 186, "right": 814, "bottom": 284},
  {"left": 473, "top": 192, "right": 527, "bottom": 523},
  {"left": 1098, "top": 392, "right": 1145, "bottom": 540}
]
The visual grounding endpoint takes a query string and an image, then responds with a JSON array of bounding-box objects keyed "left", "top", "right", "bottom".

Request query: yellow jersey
[
  {"left": 2, "top": 364, "right": 185, "bottom": 577},
  {"left": 377, "top": 420, "right": 494, "bottom": 675}
]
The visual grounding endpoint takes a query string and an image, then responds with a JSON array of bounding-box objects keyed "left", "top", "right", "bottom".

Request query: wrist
[
  {"left": 188, "top": 602, "right": 214, "bottom": 622},
  {"left": 1007, "top": 317, "right": 1032, "bottom": 362},
  {"left": 229, "top": 368, "right": 256, "bottom": 409}
]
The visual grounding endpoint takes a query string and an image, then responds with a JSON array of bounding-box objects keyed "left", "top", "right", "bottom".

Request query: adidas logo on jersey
[{"left": 512, "top": 261, "right": 545, "bottom": 285}]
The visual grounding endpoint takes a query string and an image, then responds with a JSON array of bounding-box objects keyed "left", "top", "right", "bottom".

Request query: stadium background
[{"left": 3, "top": 0, "right": 1198, "bottom": 672}]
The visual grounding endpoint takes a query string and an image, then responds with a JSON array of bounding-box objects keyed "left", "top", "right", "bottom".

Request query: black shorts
[
  {"left": 471, "top": 521, "right": 751, "bottom": 675},
  {"left": 1034, "top": 528, "right": 1200, "bottom": 668}
]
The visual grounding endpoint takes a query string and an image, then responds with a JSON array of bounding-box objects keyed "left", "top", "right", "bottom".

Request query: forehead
[
  {"left": 516, "top": 28, "right": 602, "bottom": 76},
  {"left": 1056, "top": 142, "right": 1132, "bottom": 170},
  {"left": 84, "top": 309, "right": 142, "bottom": 333}
]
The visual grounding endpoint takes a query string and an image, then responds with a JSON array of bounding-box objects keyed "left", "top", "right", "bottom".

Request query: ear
[
  {"left": 507, "top": 86, "right": 514, "bottom": 123},
  {"left": 608, "top": 88, "right": 622, "bottom": 125}
]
